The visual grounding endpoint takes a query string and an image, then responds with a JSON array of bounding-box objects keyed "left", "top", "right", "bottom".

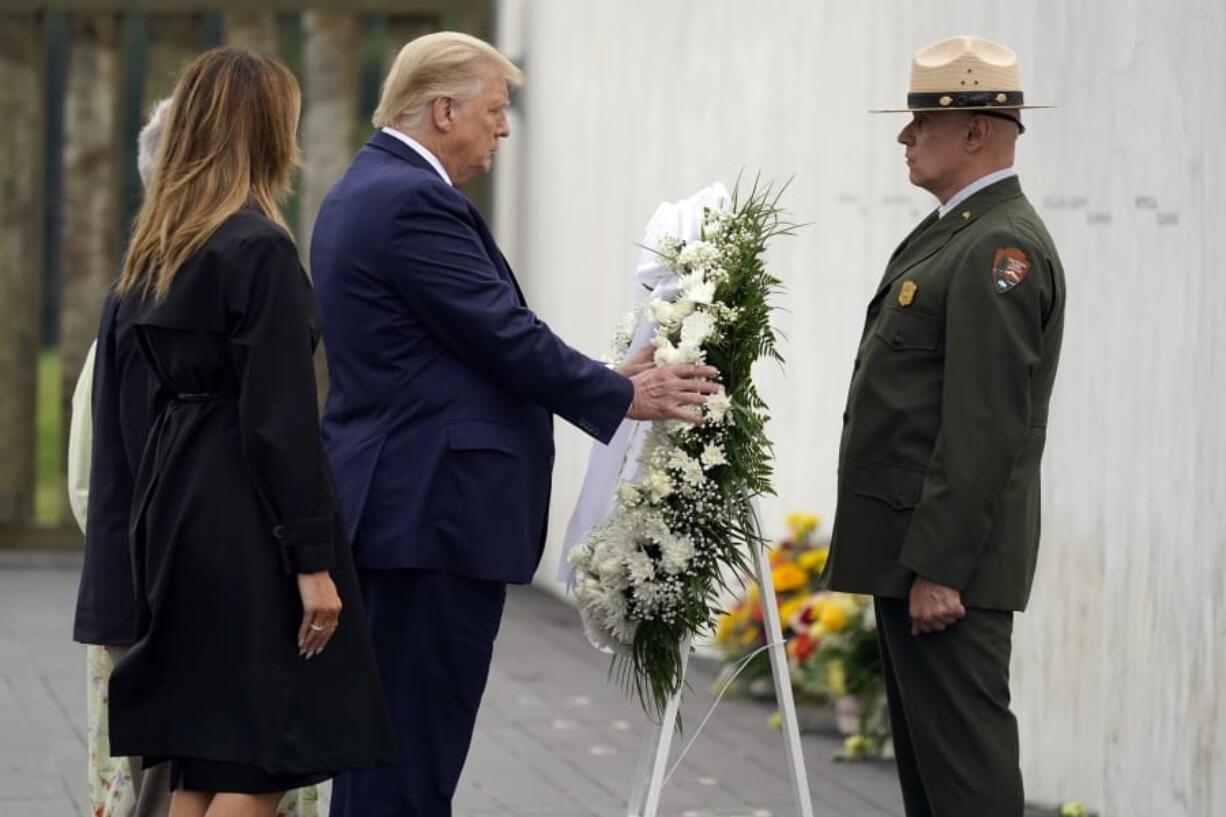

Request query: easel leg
[
  {"left": 753, "top": 538, "right": 815, "bottom": 817},
  {"left": 626, "top": 639, "right": 691, "bottom": 817}
]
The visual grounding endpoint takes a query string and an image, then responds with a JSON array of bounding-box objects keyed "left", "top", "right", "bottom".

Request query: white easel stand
[{"left": 627, "top": 541, "right": 814, "bottom": 817}]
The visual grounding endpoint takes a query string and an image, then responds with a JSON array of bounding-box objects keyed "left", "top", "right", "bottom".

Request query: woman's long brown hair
[{"left": 116, "top": 47, "right": 302, "bottom": 300}]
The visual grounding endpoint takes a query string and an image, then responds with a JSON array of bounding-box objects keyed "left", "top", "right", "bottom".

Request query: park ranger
[{"left": 822, "top": 36, "right": 1066, "bottom": 816}]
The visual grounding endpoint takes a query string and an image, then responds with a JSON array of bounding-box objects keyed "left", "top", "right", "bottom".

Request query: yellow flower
[
  {"left": 841, "top": 734, "right": 870, "bottom": 759},
  {"left": 827, "top": 659, "right": 847, "bottom": 696},
  {"left": 785, "top": 511, "right": 821, "bottom": 538},
  {"left": 738, "top": 626, "right": 761, "bottom": 647},
  {"left": 779, "top": 595, "right": 809, "bottom": 626},
  {"left": 771, "top": 563, "right": 807, "bottom": 593},
  {"left": 1059, "top": 803, "right": 1089, "bottom": 817},
  {"left": 819, "top": 601, "right": 848, "bottom": 632},
  {"left": 797, "top": 547, "right": 829, "bottom": 574},
  {"left": 715, "top": 613, "right": 737, "bottom": 645}
]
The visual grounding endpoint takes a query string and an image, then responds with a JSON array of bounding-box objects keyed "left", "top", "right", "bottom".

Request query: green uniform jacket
[{"left": 823, "top": 176, "right": 1065, "bottom": 611}]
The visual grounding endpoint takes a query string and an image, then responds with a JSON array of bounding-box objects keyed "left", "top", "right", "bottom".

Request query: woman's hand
[{"left": 297, "top": 571, "right": 342, "bottom": 658}]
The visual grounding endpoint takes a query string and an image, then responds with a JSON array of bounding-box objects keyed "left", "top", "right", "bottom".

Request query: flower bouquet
[
  {"left": 567, "top": 178, "right": 795, "bottom": 716},
  {"left": 787, "top": 591, "right": 890, "bottom": 760},
  {"left": 713, "top": 511, "right": 829, "bottom": 696}
]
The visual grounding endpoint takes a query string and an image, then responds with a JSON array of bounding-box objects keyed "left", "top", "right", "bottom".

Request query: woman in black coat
[{"left": 102, "top": 48, "right": 394, "bottom": 817}]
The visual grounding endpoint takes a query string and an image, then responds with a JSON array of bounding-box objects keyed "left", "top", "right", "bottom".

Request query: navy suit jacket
[{"left": 311, "top": 131, "right": 633, "bottom": 584}]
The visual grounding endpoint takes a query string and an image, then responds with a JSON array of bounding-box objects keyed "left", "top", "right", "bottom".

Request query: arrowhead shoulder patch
[{"left": 991, "top": 247, "right": 1031, "bottom": 293}]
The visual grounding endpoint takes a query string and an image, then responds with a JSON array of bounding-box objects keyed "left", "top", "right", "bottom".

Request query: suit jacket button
[
  {"left": 842, "top": 412, "right": 849, "bottom": 425},
  {"left": 272, "top": 525, "right": 285, "bottom": 540}
]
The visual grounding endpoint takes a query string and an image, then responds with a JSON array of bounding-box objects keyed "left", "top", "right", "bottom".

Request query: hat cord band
[{"left": 907, "top": 90, "right": 1025, "bottom": 108}]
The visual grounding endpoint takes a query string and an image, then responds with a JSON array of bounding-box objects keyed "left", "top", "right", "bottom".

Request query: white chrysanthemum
[
  {"left": 625, "top": 550, "right": 655, "bottom": 585},
  {"left": 700, "top": 443, "right": 727, "bottom": 470},
  {"left": 633, "top": 580, "right": 664, "bottom": 613},
  {"left": 680, "top": 310, "right": 717, "bottom": 347},
  {"left": 644, "top": 470, "right": 673, "bottom": 502},
  {"left": 678, "top": 240, "right": 719, "bottom": 271},
  {"left": 702, "top": 213, "right": 725, "bottom": 240},
  {"left": 660, "top": 535, "right": 695, "bottom": 574},
  {"left": 679, "top": 457, "right": 705, "bottom": 487},
  {"left": 705, "top": 391, "right": 733, "bottom": 423},
  {"left": 668, "top": 449, "right": 695, "bottom": 471},
  {"left": 680, "top": 272, "right": 716, "bottom": 305},
  {"left": 653, "top": 337, "right": 704, "bottom": 366},
  {"left": 647, "top": 298, "right": 677, "bottom": 328}
]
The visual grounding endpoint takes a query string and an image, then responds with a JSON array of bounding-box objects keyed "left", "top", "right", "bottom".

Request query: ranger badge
[
  {"left": 899, "top": 281, "right": 917, "bottom": 306},
  {"left": 992, "top": 247, "right": 1031, "bottom": 293}
]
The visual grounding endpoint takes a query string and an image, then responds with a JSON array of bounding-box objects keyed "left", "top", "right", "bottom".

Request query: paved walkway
[{"left": 0, "top": 551, "right": 1054, "bottom": 816}]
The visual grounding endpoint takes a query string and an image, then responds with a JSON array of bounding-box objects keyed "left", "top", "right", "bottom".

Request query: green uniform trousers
[{"left": 875, "top": 597, "right": 1023, "bottom": 817}]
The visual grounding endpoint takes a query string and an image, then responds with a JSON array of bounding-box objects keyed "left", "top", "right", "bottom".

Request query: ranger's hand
[
  {"left": 627, "top": 364, "right": 721, "bottom": 424},
  {"left": 909, "top": 575, "right": 966, "bottom": 635}
]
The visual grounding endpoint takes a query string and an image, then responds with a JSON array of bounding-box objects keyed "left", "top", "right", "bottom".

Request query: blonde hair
[
  {"left": 373, "top": 31, "right": 523, "bottom": 129},
  {"left": 117, "top": 47, "right": 302, "bottom": 300}
]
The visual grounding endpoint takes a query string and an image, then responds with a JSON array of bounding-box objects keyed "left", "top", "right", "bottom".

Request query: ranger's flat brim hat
[{"left": 872, "top": 35, "right": 1056, "bottom": 113}]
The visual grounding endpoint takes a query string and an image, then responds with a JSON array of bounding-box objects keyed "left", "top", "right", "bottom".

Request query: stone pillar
[
  {"left": 298, "top": 11, "right": 358, "bottom": 264},
  {"left": 384, "top": 15, "right": 436, "bottom": 71},
  {"left": 298, "top": 12, "right": 359, "bottom": 405},
  {"left": 144, "top": 13, "right": 203, "bottom": 110},
  {"left": 222, "top": 10, "right": 277, "bottom": 55},
  {"left": 59, "top": 12, "right": 119, "bottom": 513},
  {"left": 0, "top": 14, "right": 45, "bottom": 525}
]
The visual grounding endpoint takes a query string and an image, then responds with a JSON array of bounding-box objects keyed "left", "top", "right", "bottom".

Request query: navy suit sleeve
[
  {"left": 226, "top": 233, "right": 336, "bottom": 574},
  {"left": 76, "top": 297, "right": 136, "bottom": 644},
  {"left": 387, "top": 182, "right": 633, "bottom": 443}
]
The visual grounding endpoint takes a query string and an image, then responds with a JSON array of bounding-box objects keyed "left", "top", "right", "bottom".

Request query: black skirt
[{"left": 156, "top": 757, "right": 331, "bottom": 795}]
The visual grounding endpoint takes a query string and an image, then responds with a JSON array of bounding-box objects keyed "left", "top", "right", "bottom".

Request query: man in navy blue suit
[{"left": 313, "top": 32, "right": 720, "bottom": 817}]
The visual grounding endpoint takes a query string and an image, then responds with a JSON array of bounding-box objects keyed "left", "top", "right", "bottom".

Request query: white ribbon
[{"left": 558, "top": 182, "right": 731, "bottom": 583}]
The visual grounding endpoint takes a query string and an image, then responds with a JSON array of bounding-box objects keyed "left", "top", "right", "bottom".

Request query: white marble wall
[{"left": 493, "top": 1, "right": 1226, "bottom": 813}]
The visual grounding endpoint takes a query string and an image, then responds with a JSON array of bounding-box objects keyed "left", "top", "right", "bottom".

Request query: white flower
[
  {"left": 680, "top": 310, "right": 717, "bottom": 347},
  {"left": 653, "top": 337, "right": 705, "bottom": 366},
  {"left": 702, "top": 212, "right": 725, "bottom": 240},
  {"left": 655, "top": 233, "right": 684, "bottom": 261},
  {"left": 644, "top": 470, "right": 674, "bottom": 502},
  {"left": 660, "top": 535, "right": 695, "bottom": 574},
  {"left": 633, "top": 580, "right": 664, "bottom": 612},
  {"left": 680, "top": 272, "right": 716, "bottom": 305},
  {"left": 624, "top": 551, "right": 656, "bottom": 584},
  {"left": 667, "top": 450, "right": 695, "bottom": 471},
  {"left": 700, "top": 443, "right": 727, "bottom": 470},
  {"left": 705, "top": 391, "right": 732, "bottom": 424},
  {"left": 678, "top": 240, "right": 719, "bottom": 271},
  {"left": 647, "top": 298, "right": 677, "bottom": 327},
  {"left": 678, "top": 456, "right": 706, "bottom": 487},
  {"left": 616, "top": 482, "right": 643, "bottom": 507}
]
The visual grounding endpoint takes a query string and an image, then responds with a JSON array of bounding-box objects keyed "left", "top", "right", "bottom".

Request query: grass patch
[{"left": 35, "top": 348, "right": 63, "bottom": 525}]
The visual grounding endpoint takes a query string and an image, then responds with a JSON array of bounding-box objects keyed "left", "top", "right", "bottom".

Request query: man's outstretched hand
[
  {"left": 627, "top": 363, "right": 721, "bottom": 424},
  {"left": 909, "top": 575, "right": 966, "bottom": 635}
]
